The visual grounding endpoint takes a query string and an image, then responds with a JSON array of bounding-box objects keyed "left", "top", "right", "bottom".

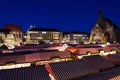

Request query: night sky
[{"left": 0, "top": 0, "right": 120, "bottom": 33}]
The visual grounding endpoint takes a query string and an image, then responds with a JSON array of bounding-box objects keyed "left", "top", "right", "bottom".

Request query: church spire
[{"left": 98, "top": 10, "right": 102, "bottom": 18}]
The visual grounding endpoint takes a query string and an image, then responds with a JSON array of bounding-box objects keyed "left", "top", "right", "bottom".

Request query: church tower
[{"left": 89, "top": 10, "right": 120, "bottom": 44}]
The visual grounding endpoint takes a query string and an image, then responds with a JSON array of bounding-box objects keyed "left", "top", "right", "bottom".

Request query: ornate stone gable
[
  {"left": 89, "top": 23, "right": 106, "bottom": 43},
  {"left": 89, "top": 11, "right": 120, "bottom": 44}
]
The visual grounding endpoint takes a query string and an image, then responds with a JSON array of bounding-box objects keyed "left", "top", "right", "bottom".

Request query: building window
[
  {"left": 82, "top": 37, "right": 85, "bottom": 39},
  {"left": 73, "top": 34, "right": 82, "bottom": 36},
  {"left": 53, "top": 37, "right": 59, "bottom": 39},
  {"left": 53, "top": 32, "right": 59, "bottom": 36},
  {"left": 42, "top": 31, "right": 46, "bottom": 34},
  {"left": 86, "top": 37, "right": 89, "bottom": 39}
]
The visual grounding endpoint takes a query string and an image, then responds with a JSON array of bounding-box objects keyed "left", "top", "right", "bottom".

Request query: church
[{"left": 89, "top": 10, "right": 120, "bottom": 44}]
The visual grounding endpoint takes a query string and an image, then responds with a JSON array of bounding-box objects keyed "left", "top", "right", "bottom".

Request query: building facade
[
  {"left": 0, "top": 29, "right": 11, "bottom": 46},
  {"left": 63, "top": 32, "right": 89, "bottom": 44},
  {"left": 0, "top": 24, "right": 24, "bottom": 49},
  {"left": 26, "top": 27, "right": 63, "bottom": 44},
  {"left": 89, "top": 11, "right": 120, "bottom": 44},
  {"left": 2, "top": 24, "right": 24, "bottom": 47}
]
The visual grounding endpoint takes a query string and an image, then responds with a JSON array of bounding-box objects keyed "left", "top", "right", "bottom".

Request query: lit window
[
  {"left": 53, "top": 32, "right": 59, "bottom": 36},
  {"left": 82, "top": 37, "right": 85, "bottom": 39},
  {"left": 86, "top": 37, "right": 88, "bottom": 39},
  {"left": 73, "top": 34, "right": 82, "bottom": 36},
  {"left": 42, "top": 31, "right": 46, "bottom": 34},
  {"left": 53, "top": 37, "right": 59, "bottom": 39}
]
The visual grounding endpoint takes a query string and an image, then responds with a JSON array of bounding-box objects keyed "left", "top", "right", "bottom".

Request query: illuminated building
[
  {"left": 0, "top": 29, "right": 11, "bottom": 46},
  {"left": 26, "top": 27, "right": 63, "bottom": 44},
  {"left": 63, "top": 32, "right": 89, "bottom": 44},
  {"left": 1, "top": 24, "right": 24, "bottom": 48},
  {"left": 3, "top": 24, "right": 23, "bottom": 39},
  {"left": 89, "top": 10, "right": 120, "bottom": 44}
]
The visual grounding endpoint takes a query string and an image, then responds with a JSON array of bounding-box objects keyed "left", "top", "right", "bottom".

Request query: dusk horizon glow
[{"left": 0, "top": 0, "right": 120, "bottom": 33}]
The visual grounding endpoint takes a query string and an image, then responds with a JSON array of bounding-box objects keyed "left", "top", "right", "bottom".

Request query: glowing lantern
[{"left": 67, "top": 47, "right": 78, "bottom": 53}]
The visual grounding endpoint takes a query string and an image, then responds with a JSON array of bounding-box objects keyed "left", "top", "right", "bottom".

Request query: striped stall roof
[
  {"left": 0, "top": 65, "right": 51, "bottom": 80},
  {"left": 25, "top": 51, "right": 70, "bottom": 62},
  {"left": 77, "top": 67, "right": 120, "bottom": 80},
  {"left": 0, "top": 55, "right": 25, "bottom": 64},
  {"left": 49, "top": 59, "right": 98, "bottom": 80},
  {"left": 0, "top": 50, "right": 70, "bottom": 64},
  {"left": 103, "top": 53, "right": 120, "bottom": 65},
  {"left": 82, "top": 55, "right": 115, "bottom": 71}
]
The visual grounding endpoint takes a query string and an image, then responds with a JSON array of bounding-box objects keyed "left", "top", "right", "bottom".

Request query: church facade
[{"left": 89, "top": 11, "right": 120, "bottom": 44}]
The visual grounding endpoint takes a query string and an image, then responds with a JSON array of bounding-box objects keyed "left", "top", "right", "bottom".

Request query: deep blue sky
[{"left": 0, "top": 0, "right": 120, "bottom": 33}]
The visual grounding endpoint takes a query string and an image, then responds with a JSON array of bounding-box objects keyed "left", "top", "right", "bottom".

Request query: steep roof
[
  {"left": 3, "top": 24, "right": 23, "bottom": 32},
  {"left": 94, "top": 10, "right": 120, "bottom": 30},
  {"left": 0, "top": 45, "right": 8, "bottom": 50},
  {"left": 97, "top": 17, "right": 120, "bottom": 30},
  {"left": 63, "top": 32, "right": 89, "bottom": 35},
  {"left": 0, "top": 29, "right": 11, "bottom": 33},
  {"left": 29, "top": 28, "right": 60, "bottom": 32}
]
